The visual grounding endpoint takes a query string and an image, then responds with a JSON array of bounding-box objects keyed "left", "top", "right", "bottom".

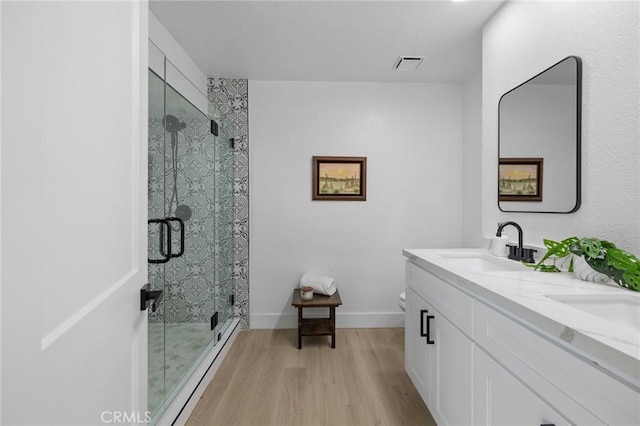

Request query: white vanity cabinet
[
  {"left": 404, "top": 255, "right": 638, "bottom": 425},
  {"left": 405, "top": 263, "right": 473, "bottom": 426}
]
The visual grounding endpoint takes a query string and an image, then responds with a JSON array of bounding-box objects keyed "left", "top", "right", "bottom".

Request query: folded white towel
[{"left": 299, "top": 273, "right": 336, "bottom": 296}]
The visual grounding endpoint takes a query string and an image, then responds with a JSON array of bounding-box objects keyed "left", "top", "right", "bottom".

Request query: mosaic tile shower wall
[
  {"left": 208, "top": 78, "right": 250, "bottom": 329},
  {"left": 212, "top": 121, "right": 235, "bottom": 327}
]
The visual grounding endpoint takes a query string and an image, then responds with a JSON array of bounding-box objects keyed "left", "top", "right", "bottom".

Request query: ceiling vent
[{"left": 393, "top": 56, "right": 425, "bottom": 71}]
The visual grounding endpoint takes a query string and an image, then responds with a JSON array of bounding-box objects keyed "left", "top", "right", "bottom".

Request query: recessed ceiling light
[{"left": 393, "top": 56, "right": 425, "bottom": 71}]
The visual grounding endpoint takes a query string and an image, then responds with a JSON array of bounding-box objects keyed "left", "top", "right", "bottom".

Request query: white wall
[
  {"left": 462, "top": 69, "right": 484, "bottom": 248},
  {"left": 482, "top": 0, "right": 640, "bottom": 252},
  {"left": 0, "top": 1, "right": 3, "bottom": 421},
  {"left": 249, "top": 81, "right": 463, "bottom": 328}
]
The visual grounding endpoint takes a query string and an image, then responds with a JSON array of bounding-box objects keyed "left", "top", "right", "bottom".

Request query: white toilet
[{"left": 399, "top": 291, "right": 406, "bottom": 311}]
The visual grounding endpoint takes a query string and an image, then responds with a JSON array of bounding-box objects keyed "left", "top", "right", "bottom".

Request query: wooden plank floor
[{"left": 186, "top": 328, "right": 436, "bottom": 426}]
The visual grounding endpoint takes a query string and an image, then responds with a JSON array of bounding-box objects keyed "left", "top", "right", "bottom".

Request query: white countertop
[{"left": 403, "top": 248, "right": 640, "bottom": 387}]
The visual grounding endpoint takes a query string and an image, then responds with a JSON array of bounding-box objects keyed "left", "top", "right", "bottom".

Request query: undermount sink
[
  {"left": 438, "top": 253, "right": 527, "bottom": 272},
  {"left": 546, "top": 294, "right": 640, "bottom": 334}
]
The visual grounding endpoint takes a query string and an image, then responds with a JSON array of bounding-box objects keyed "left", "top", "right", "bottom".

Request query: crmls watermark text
[{"left": 101, "top": 411, "right": 151, "bottom": 424}]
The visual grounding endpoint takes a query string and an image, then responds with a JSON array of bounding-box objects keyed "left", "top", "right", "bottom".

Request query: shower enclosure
[{"left": 147, "top": 43, "right": 235, "bottom": 422}]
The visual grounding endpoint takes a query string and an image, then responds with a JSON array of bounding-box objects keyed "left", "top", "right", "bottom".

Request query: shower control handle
[
  {"left": 140, "top": 283, "right": 163, "bottom": 312},
  {"left": 148, "top": 218, "right": 171, "bottom": 264},
  {"left": 167, "top": 217, "right": 185, "bottom": 258}
]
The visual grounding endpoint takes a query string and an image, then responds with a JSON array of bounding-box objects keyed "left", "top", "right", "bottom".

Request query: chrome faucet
[{"left": 496, "top": 222, "right": 536, "bottom": 263}]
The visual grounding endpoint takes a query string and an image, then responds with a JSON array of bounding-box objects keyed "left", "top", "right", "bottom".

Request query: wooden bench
[{"left": 291, "top": 289, "right": 342, "bottom": 349}]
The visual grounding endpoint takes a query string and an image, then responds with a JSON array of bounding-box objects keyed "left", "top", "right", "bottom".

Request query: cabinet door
[
  {"left": 474, "top": 348, "right": 570, "bottom": 426},
  {"left": 405, "top": 288, "right": 433, "bottom": 405},
  {"left": 432, "top": 313, "right": 473, "bottom": 426}
]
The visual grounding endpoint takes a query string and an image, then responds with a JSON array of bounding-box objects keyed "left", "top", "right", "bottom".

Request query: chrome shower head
[{"left": 162, "top": 114, "right": 187, "bottom": 133}]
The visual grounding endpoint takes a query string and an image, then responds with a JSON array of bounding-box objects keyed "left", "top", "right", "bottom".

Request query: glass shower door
[
  {"left": 160, "top": 76, "right": 217, "bottom": 406},
  {"left": 147, "top": 54, "right": 220, "bottom": 422}
]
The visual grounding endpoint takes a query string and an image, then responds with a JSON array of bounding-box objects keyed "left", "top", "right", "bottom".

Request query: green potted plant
[{"left": 526, "top": 237, "right": 640, "bottom": 292}]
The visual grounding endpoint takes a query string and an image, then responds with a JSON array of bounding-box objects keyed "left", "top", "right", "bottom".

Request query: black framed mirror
[{"left": 498, "top": 56, "right": 582, "bottom": 213}]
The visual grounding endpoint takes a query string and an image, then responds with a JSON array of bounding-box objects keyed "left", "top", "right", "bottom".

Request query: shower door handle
[
  {"left": 167, "top": 217, "right": 185, "bottom": 258},
  {"left": 148, "top": 218, "right": 171, "bottom": 264}
]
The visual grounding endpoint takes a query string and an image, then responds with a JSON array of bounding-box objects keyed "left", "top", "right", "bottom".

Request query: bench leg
[
  {"left": 297, "top": 307, "right": 302, "bottom": 349},
  {"left": 330, "top": 307, "right": 336, "bottom": 348}
]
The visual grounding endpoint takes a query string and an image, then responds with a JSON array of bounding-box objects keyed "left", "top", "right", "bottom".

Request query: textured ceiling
[{"left": 150, "top": 0, "right": 505, "bottom": 83}]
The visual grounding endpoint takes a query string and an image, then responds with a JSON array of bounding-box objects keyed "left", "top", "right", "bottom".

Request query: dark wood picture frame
[
  {"left": 498, "top": 157, "right": 543, "bottom": 202},
  {"left": 312, "top": 156, "right": 367, "bottom": 201}
]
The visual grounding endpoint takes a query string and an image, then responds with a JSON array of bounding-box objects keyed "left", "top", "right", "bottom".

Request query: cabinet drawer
[
  {"left": 474, "top": 301, "right": 638, "bottom": 425},
  {"left": 474, "top": 347, "right": 572, "bottom": 426},
  {"left": 406, "top": 261, "right": 473, "bottom": 338}
]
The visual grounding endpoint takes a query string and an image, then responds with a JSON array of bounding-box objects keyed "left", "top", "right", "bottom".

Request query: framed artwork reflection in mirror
[{"left": 499, "top": 157, "right": 543, "bottom": 202}]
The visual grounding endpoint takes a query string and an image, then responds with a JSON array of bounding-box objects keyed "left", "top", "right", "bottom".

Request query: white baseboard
[{"left": 250, "top": 312, "right": 404, "bottom": 329}]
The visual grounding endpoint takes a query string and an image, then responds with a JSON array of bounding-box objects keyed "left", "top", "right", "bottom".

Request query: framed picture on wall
[
  {"left": 498, "top": 157, "right": 543, "bottom": 202},
  {"left": 312, "top": 156, "right": 367, "bottom": 201}
]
